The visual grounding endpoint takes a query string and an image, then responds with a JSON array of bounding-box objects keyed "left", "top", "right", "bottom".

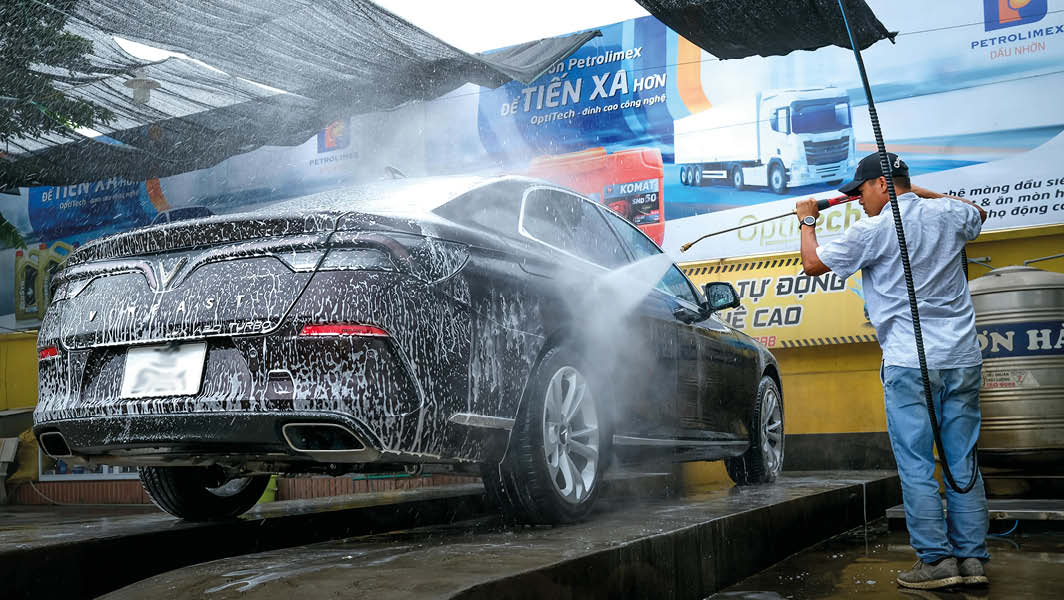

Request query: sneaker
[
  {"left": 897, "top": 557, "right": 963, "bottom": 589},
  {"left": 958, "top": 557, "right": 989, "bottom": 585}
]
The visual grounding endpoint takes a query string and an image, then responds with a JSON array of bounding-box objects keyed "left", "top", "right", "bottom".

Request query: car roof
[{"left": 252, "top": 174, "right": 515, "bottom": 218}]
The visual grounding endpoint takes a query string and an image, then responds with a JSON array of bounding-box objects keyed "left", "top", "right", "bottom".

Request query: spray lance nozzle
[{"left": 680, "top": 195, "right": 858, "bottom": 253}]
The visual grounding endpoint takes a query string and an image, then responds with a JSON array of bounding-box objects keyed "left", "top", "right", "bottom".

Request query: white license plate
[{"left": 120, "top": 343, "right": 208, "bottom": 399}]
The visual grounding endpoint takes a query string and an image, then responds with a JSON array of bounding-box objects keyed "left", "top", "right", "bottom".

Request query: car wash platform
[{"left": 74, "top": 471, "right": 899, "bottom": 600}]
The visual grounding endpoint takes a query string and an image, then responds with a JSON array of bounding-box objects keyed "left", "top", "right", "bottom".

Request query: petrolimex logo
[
  {"left": 317, "top": 119, "right": 350, "bottom": 153},
  {"left": 984, "top": 0, "right": 1048, "bottom": 31}
]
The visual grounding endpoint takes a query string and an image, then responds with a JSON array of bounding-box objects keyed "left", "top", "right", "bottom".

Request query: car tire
[
  {"left": 731, "top": 166, "right": 744, "bottom": 190},
  {"left": 768, "top": 163, "right": 787, "bottom": 194},
  {"left": 140, "top": 466, "right": 269, "bottom": 521},
  {"left": 725, "top": 376, "right": 784, "bottom": 485},
  {"left": 483, "top": 345, "right": 605, "bottom": 524},
  {"left": 680, "top": 165, "right": 690, "bottom": 185}
]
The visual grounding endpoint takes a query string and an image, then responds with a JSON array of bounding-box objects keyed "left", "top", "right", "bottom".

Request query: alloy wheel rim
[
  {"left": 207, "top": 477, "right": 253, "bottom": 497},
  {"left": 771, "top": 169, "right": 783, "bottom": 190},
  {"left": 760, "top": 387, "right": 784, "bottom": 474},
  {"left": 542, "top": 366, "right": 599, "bottom": 504}
]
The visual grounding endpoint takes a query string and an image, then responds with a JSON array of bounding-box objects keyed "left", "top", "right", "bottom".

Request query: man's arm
[
  {"left": 911, "top": 185, "right": 987, "bottom": 223},
  {"left": 795, "top": 198, "right": 830, "bottom": 276}
]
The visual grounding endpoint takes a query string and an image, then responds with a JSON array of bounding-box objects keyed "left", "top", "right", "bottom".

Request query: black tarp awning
[
  {"left": 633, "top": 0, "right": 894, "bottom": 59},
  {"left": 1, "top": 1, "right": 599, "bottom": 188}
]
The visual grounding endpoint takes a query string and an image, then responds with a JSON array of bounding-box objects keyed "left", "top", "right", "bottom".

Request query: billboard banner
[
  {"left": 476, "top": 2, "right": 1064, "bottom": 260},
  {"left": 2, "top": 1, "right": 1063, "bottom": 331},
  {"left": 682, "top": 257, "right": 876, "bottom": 350}
]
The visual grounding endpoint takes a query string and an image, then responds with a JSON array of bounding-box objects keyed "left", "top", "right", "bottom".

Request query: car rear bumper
[{"left": 33, "top": 411, "right": 384, "bottom": 465}]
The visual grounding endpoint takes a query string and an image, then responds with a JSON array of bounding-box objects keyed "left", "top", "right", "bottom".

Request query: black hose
[{"left": 836, "top": 0, "right": 977, "bottom": 494}]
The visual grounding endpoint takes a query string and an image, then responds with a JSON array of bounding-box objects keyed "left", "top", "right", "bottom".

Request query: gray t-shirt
[{"left": 816, "top": 192, "right": 983, "bottom": 369}]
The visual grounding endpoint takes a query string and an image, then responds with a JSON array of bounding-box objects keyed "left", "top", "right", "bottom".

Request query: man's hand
[
  {"left": 795, "top": 197, "right": 820, "bottom": 221},
  {"left": 796, "top": 197, "right": 830, "bottom": 276}
]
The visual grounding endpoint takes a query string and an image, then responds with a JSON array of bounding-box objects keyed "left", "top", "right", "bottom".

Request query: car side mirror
[{"left": 703, "top": 282, "right": 741, "bottom": 312}]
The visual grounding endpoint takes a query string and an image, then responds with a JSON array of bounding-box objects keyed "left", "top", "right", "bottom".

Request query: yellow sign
[{"left": 682, "top": 254, "right": 877, "bottom": 349}]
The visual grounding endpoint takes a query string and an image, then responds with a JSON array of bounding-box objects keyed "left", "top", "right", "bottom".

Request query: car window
[
  {"left": 659, "top": 264, "right": 700, "bottom": 305},
  {"left": 436, "top": 182, "right": 523, "bottom": 236},
  {"left": 599, "top": 207, "right": 660, "bottom": 261},
  {"left": 601, "top": 207, "right": 696, "bottom": 302},
  {"left": 521, "top": 189, "right": 628, "bottom": 268}
]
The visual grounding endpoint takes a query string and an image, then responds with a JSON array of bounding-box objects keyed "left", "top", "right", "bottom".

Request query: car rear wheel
[
  {"left": 725, "top": 376, "right": 784, "bottom": 485},
  {"left": 140, "top": 466, "right": 269, "bottom": 521},
  {"left": 483, "top": 345, "right": 604, "bottom": 524},
  {"left": 680, "top": 165, "right": 690, "bottom": 185}
]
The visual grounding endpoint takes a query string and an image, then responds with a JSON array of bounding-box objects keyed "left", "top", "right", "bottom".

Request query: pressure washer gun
[{"left": 680, "top": 195, "right": 858, "bottom": 253}]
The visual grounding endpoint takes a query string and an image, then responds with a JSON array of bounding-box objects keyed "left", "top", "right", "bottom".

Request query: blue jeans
[{"left": 882, "top": 364, "right": 989, "bottom": 563}]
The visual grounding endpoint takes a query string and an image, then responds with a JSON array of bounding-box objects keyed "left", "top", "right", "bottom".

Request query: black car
[
  {"left": 150, "top": 206, "right": 215, "bottom": 226},
  {"left": 33, "top": 176, "right": 783, "bottom": 523}
]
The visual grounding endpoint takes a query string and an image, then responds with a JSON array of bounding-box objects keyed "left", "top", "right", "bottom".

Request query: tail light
[
  {"left": 38, "top": 346, "right": 59, "bottom": 360},
  {"left": 299, "top": 323, "right": 390, "bottom": 337}
]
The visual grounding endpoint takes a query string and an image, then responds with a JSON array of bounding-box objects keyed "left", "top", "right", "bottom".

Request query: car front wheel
[
  {"left": 725, "top": 376, "right": 784, "bottom": 485},
  {"left": 483, "top": 345, "right": 604, "bottom": 524},
  {"left": 140, "top": 466, "right": 269, "bottom": 521}
]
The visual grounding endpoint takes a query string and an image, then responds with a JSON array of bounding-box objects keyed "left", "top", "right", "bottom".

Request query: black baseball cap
[{"left": 839, "top": 152, "right": 909, "bottom": 195}]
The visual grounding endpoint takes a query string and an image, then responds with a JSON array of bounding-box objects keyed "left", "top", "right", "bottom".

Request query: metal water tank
[{"left": 969, "top": 265, "right": 1064, "bottom": 468}]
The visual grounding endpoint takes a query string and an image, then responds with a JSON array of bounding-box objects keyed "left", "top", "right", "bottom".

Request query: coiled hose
[{"left": 837, "top": 0, "right": 978, "bottom": 494}]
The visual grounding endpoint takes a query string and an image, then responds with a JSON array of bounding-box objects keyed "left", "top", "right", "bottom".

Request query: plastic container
[{"left": 527, "top": 147, "right": 666, "bottom": 245}]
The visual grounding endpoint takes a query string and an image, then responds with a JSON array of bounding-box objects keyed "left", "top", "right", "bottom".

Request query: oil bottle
[
  {"left": 14, "top": 246, "right": 40, "bottom": 320},
  {"left": 37, "top": 240, "right": 74, "bottom": 313}
]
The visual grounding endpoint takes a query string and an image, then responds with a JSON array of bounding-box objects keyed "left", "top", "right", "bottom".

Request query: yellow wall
[
  {"left": 0, "top": 331, "right": 38, "bottom": 411},
  {"left": 684, "top": 224, "right": 1064, "bottom": 486}
]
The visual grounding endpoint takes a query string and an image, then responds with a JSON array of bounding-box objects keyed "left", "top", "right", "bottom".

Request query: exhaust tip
[
  {"left": 39, "top": 431, "right": 73, "bottom": 457},
  {"left": 282, "top": 423, "right": 365, "bottom": 452}
]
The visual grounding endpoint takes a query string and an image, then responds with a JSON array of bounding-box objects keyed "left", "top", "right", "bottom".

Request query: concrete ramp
[{"left": 100, "top": 471, "right": 899, "bottom": 600}]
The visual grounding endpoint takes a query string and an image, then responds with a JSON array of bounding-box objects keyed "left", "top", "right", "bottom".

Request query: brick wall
[
  {"left": 276, "top": 474, "right": 480, "bottom": 500},
  {"left": 9, "top": 479, "right": 152, "bottom": 505}
]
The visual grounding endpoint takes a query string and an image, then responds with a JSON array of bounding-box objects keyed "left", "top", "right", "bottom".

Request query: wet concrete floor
[
  {"left": 712, "top": 519, "right": 1064, "bottom": 599},
  {"left": 0, "top": 483, "right": 483, "bottom": 553},
  {"left": 100, "top": 471, "right": 899, "bottom": 600},
  {"left": 2, "top": 483, "right": 487, "bottom": 599}
]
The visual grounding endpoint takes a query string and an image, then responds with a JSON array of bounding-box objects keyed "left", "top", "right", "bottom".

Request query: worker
[{"left": 796, "top": 152, "right": 989, "bottom": 590}]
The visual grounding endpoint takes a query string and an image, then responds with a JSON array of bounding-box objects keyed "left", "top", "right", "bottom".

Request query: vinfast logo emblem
[
  {"left": 317, "top": 119, "right": 350, "bottom": 153},
  {"left": 984, "top": 0, "right": 1048, "bottom": 31},
  {"left": 153, "top": 256, "right": 188, "bottom": 290}
]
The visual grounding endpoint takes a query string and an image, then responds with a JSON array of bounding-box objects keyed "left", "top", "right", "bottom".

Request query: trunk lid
[{"left": 52, "top": 213, "right": 338, "bottom": 349}]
